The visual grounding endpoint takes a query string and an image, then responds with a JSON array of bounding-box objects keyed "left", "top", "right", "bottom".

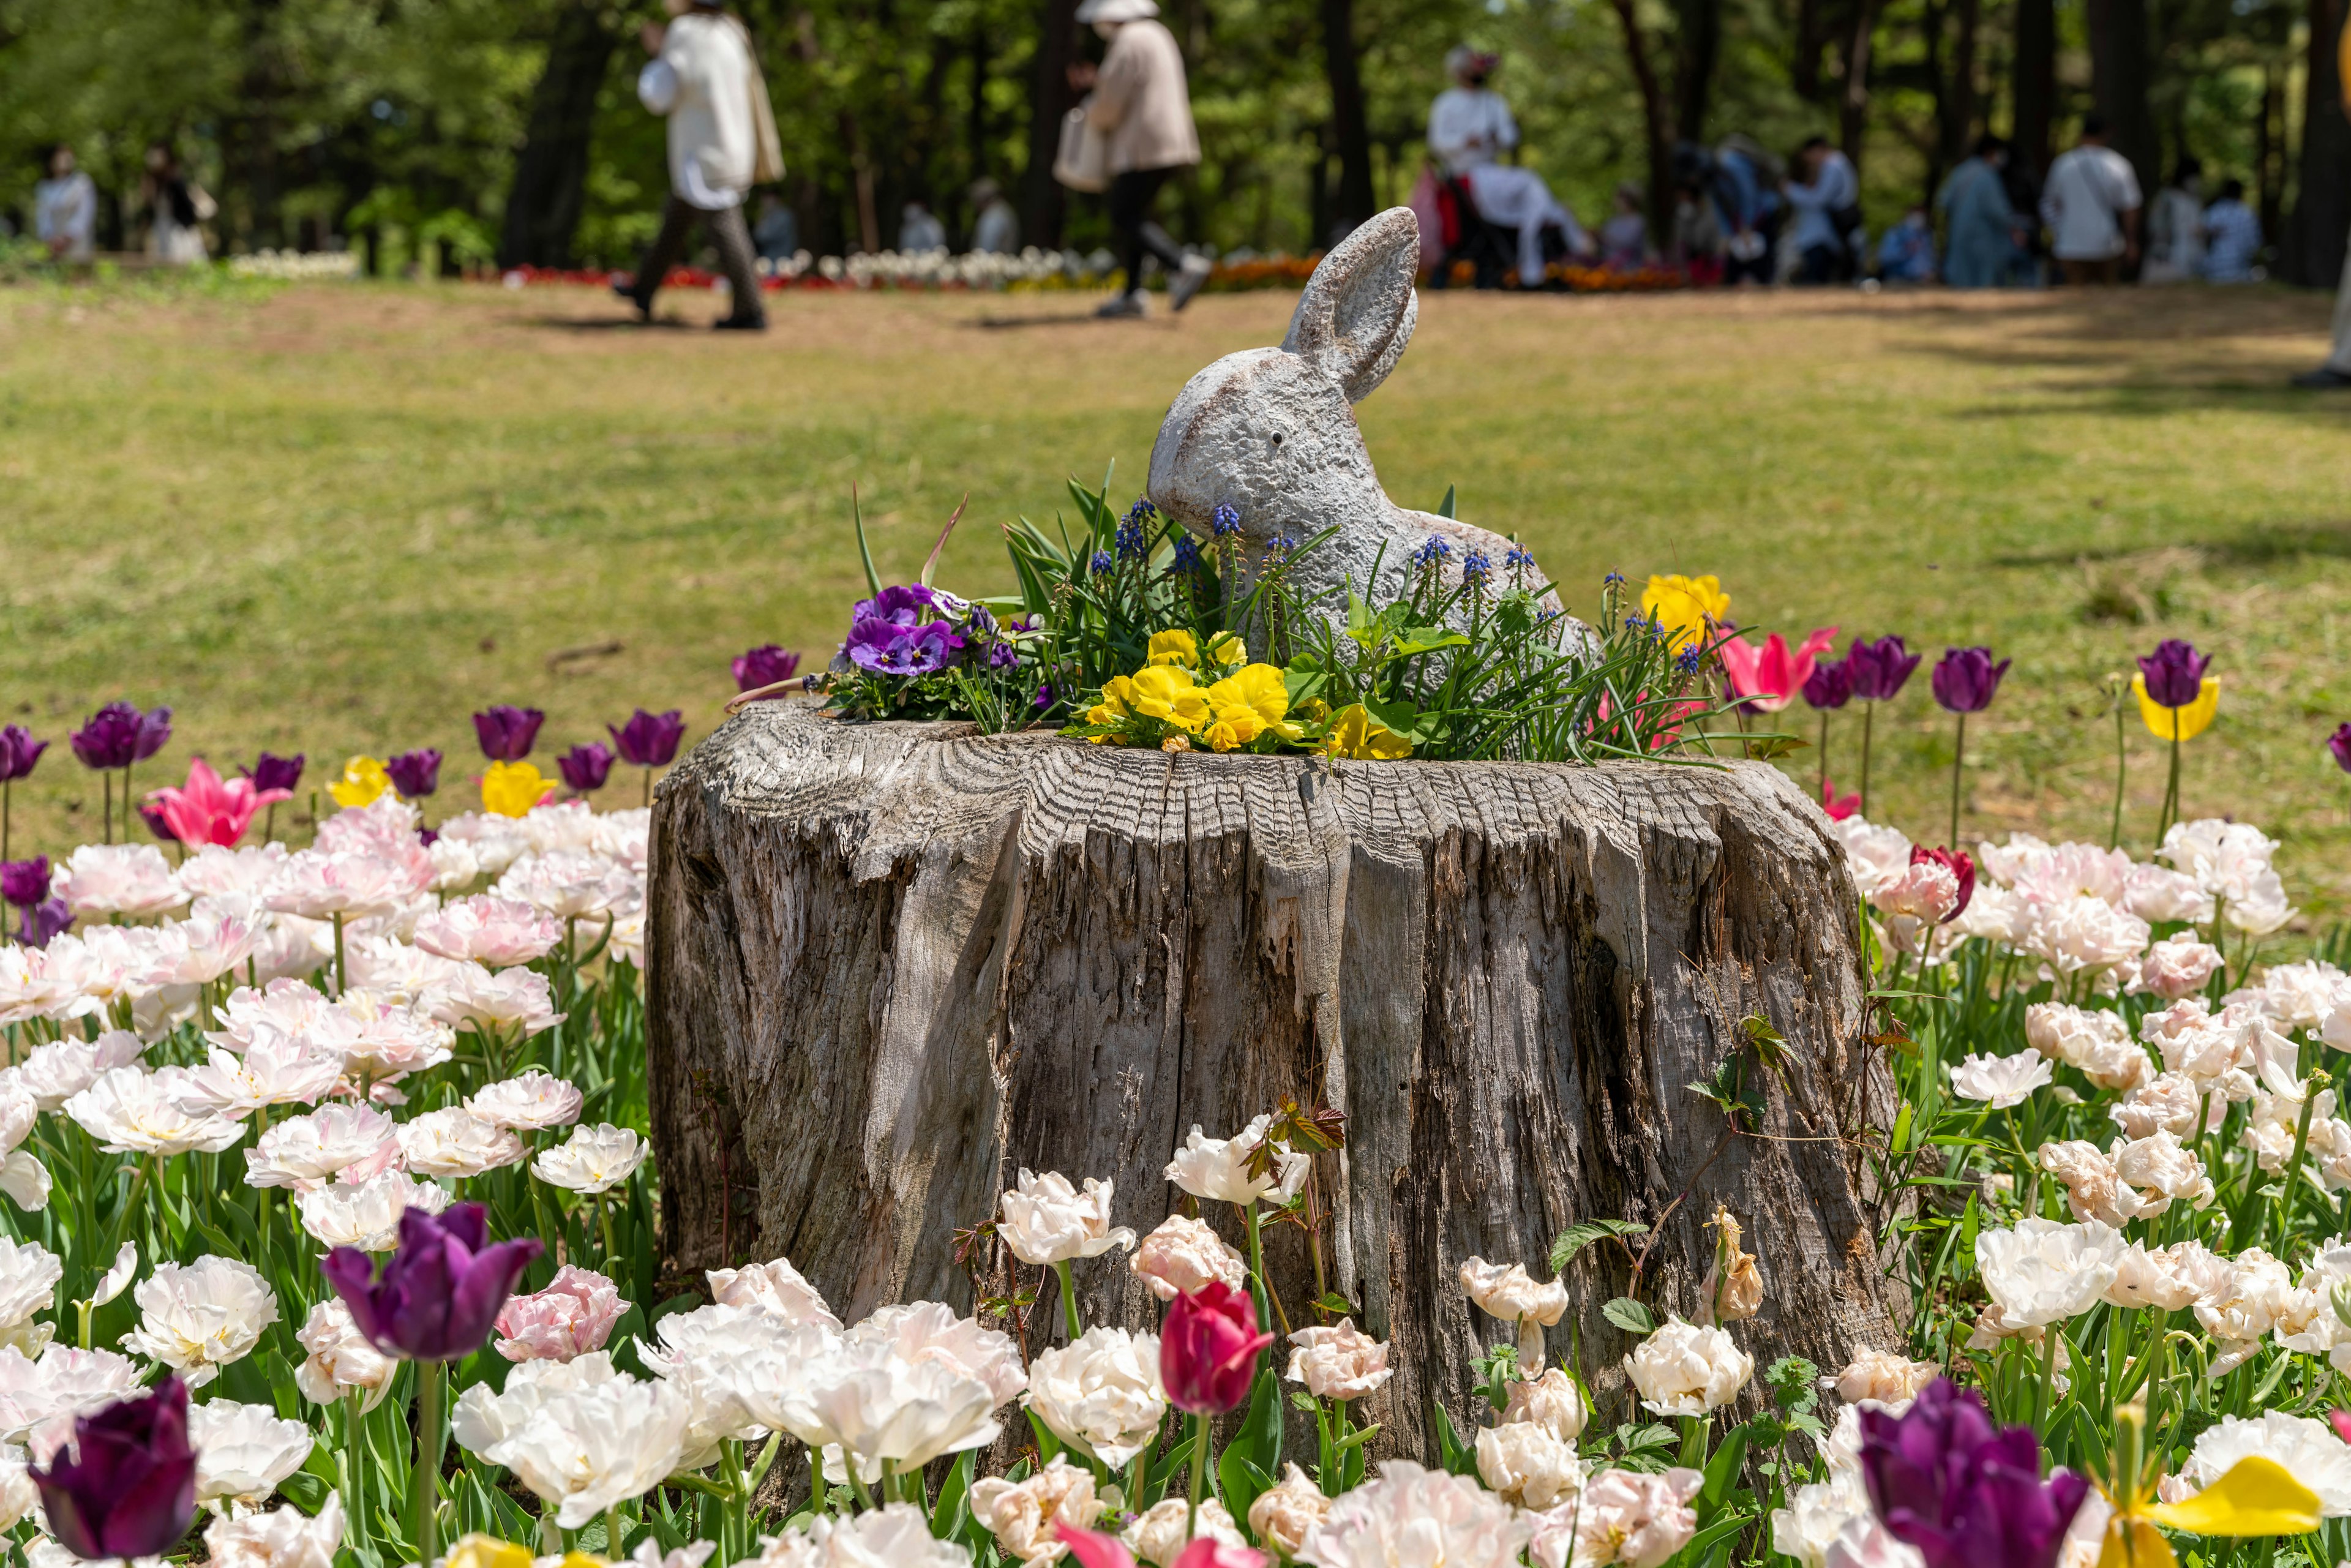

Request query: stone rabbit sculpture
[{"left": 1147, "top": 206, "right": 1572, "bottom": 646}]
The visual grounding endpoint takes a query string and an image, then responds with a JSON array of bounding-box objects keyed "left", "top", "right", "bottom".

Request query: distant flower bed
[{"left": 226, "top": 251, "right": 364, "bottom": 282}]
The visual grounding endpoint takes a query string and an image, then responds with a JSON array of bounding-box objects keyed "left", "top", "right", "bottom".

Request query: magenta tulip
[
  {"left": 148, "top": 757, "right": 293, "bottom": 849},
  {"left": 1161, "top": 1280, "right": 1274, "bottom": 1415}
]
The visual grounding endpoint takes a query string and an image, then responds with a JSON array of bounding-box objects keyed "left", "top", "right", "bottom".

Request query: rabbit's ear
[{"left": 1281, "top": 206, "right": 1420, "bottom": 403}]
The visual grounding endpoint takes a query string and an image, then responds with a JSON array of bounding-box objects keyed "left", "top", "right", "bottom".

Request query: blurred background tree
[{"left": 0, "top": 0, "right": 2339, "bottom": 286}]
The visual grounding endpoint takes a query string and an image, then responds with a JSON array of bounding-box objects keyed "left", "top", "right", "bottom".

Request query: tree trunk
[
  {"left": 1607, "top": 0, "right": 1679, "bottom": 244},
  {"left": 1321, "top": 0, "right": 1376, "bottom": 239},
  {"left": 1673, "top": 0, "right": 1725, "bottom": 143},
  {"left": 498, "top": 0, "right": 620, "bottom": 269},
  {"left": 2012, "top": 0, "right": 2056, "bottom": 177},
  {"left": 2287, "top": 0, "right": 2350, "bottom": 288},
  {"left": 1939, "top": 0, "right": 1981, "bottom": 176},
  {"left": 1837, "top": 0, "right": 1881, "bottom": 167},
  {"left": 646, "top": 703, "right": 1908, "bottom": 1452},
  {"left": 1022, "top": 0, "right": 1081, "bottom": 249},
  {"left": 2086, "top": 0, "right": 2160, "bottom": 200}
]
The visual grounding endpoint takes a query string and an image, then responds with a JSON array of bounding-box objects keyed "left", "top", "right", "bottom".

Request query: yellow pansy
[
  {"left": 327, "top": 755, "right": 392, "bottom": 809},
  {"left": 2132, "top": 672, "right": 2220, "bottom": 742},
  {"left": 443, "top": 1538, "right": 538, "bottom": 1568},
  {"left": 1205, "top": 632, "right": 1247, "bottom": 669},
  {"left": 1324, "top": 705, "right": 1412, "bottom": 760},
  {"left": 1207, "top": 664, "right": 1297, "bottom": 740},
  {"left": 481, "top": 760, "right": 552, "bottom": 818},
  {"left": 1640, "top": 574, "right": 1730, "bottom": 647},
  {"left": 1129, "top": 666, "right": 1211, "bottom": 732},
  {"left": 1147, "top": 630, "right": 1199, "bottom": 668}
]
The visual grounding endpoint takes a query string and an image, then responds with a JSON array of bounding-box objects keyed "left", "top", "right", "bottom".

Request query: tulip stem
[
  {"left": 1858, "top": 702, "right": 1875, "bottom": 816},
  {"left": 2109, "top": 696, "right": 2127, "bottom": 851},
  {"left": 331, "top": 912, "right": 347, "bottom": 998},
  {"left": 1053, "top": 1259, "right": 1082, "bottom": 1343},
  {"left": 1187, "top": 1411, "right": 1210, "bottom": 1544},
  {"left": 1816, "top": 710, "right": 1829, "bottom": 796},
  {"left": 2159, "top": 733, "right": 2182, "bottom": 846},
  {"left": 344, "top": 1390, "right": 369, "bottom": 1556},
  {"left": 1243, "top": 1202, "right": 1289, "bottom": 1338},
  {"left": 1949, "top": 712, "right": 1965, "bottom": 851},
  {"left": 2032, "top": 1322, "right": 2059, "bottom": 1437},
  {"left": 607, "top": 1506, "right": 624, "bottom": 1560},
  {"left": 414, "top": 1358, "right": 448, "bottom": 1567}
]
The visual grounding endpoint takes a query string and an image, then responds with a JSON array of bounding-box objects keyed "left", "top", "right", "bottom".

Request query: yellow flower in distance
[
  {"left": 443, "top": 1538, "right": 538, "bottom": 1568},
  {"left": 1129, "top": 666, "right": 1210, "bottom": 732},
  {"left": 327, "top": 755, "right": 392, "bottom": 809},
  {"left": 1324, "top": 705, "right": 1412, "bottom": 760},
  {"left": 1207, "top": 664, "right": 1297, "bottom": 740},
  {"left": 2132, "top": 672, "right": 2220, "bottom": 742},
  {"left": 1641, "top": 574, "right": 1730, "bottom": 647},
  {"left": 481, "top": 760, "right": 552, "bottom": 818},
  {"left": 1147, "top": 630, "right": 1199, "bottom": 668}
]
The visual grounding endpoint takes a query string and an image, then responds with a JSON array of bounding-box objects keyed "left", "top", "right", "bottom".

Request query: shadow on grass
[
  {"left": 1943, "top": 382, "right": 2351, "bottom": 420},
  {"left": 528, "top": 315, "right": 694, "bottom": 331},
  {"left": 1997, "top": 516, "right": 2351, "bottom": 568}
]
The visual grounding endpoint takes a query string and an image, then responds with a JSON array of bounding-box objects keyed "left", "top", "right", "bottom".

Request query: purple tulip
[
  {"left": 609, "top": 709, "right": 686, "bottom": 768},
  {"left": 18, "top": 898, "right": 71, "bottom": 950},
  {"left": 137, "top": 801, "right": 179, "bottom": 844},
  {"left": 246, "top": 752, "right": 306, "bottom": 795},
  {"left": 31, "top": 1376, "right": 198, "bottom": 1561},
  {"left": 1846, "top": 637, "right": 1922, "bottom": 702},
  {"left": 1802, "top": 657, "right": 1854, "bottom": 710},
  {"left": 732, "top": 645, "right": 802, "bottom": 694},
  {"left": 2330, "top": 723, "right": 2351, "bottom": 775},
  {"left": 1930, "top": 647, "right": 2009, "bottom": 714},
  {"left": 385, "top": 749, "right": 443, "bottom": 799},
  {"left": 472, "top": 706, "right": 546, "bottom": 763},
  {"left": 558, "top": 742, "right": 615, "bottom": 793},
  {"left": 2137, "top": 639, "right": 2210, "bottom": 710},
  {"left": 0, "top": 858, "right": 49, "bottom": 910},
  {"left": 0, "top": 727, "right": 48, "bottom": 784},
  {"left": 1859, "top": 1379, "right": 2088, "bottom": 1568},
  {"left": 320, "top": 1202, "right": 543, "bottom": 1363},
  {"left": 853, "top": 584, "right": 939, "bottom": 629},
  {"left": 70, "top": 702, "right": 168, "bottom": 771}
]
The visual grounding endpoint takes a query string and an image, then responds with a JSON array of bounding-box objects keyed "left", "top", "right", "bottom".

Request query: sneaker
[
  {"left": 2290, "top": 366, "right": 2351, "bottom": 389},
  {"left": 1168, "top": 254, "right": 1213, "bottom": 312},
  {"left": 1095, "top": 290, "right": 1150, "bottom": 320},
  {"left": 712, "top": 315, "right": 768, "bottom": 332}
]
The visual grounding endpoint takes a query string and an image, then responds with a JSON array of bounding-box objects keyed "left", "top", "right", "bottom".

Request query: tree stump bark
[{"left": 647, "top": 700, "right": 1905, "bottom": 1458}]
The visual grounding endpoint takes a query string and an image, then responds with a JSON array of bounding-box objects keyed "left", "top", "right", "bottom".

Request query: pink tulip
[
  {"left": 1161, "top": 1280, "right": 1275, "bottom": 1415},
  {"left": 1717, "top": 626, "right": 1840, "bottom": 714},
  {"left": 1058, "top": 1526, "right": 1265, "bottom": 1568},
  {"left": 147, "top": 757, "right": 292, "bottom": 848},
  {"left": 1821, "top": 778, "right": 1859, "bottom": 820},
  {"left": 493, "top": 1265, "right": 628, "bottom": 1362}
]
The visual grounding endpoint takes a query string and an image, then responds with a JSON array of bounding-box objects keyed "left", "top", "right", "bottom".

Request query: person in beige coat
[
  {"left": 619, "top": 0, "right": 784, "bottom": 330},
  {"left": 1072, "top": 0, "right": 1210, "bottom": 317}
]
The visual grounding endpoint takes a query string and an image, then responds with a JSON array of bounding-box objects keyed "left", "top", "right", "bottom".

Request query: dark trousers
[
  {"left": 630, "top": 195, "right": 765, "bottom": 323},
  {"left": 1107, "top": 167, "right": 1187, "bottom": 294}
]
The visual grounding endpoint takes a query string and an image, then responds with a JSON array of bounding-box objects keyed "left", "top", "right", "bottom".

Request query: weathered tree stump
[{"left": 647, "top": 700, "right": 1904, "bottom": 1458}]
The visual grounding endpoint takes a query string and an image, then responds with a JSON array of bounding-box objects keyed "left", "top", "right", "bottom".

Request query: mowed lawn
[{"left": 2, "top": 275, "right": 2350, "bottom": 917}]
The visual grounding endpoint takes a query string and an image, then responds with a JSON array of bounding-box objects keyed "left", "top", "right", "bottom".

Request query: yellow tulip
[
  {"left": 2132, "top": 672, "right": 2220, "bottom": 742},
  {"left": 327, "top": 755, "right": 391, "bottom": 809},
  {"left": 1324, "top": 705, "right": 1412, "bottom": 760},
  {"left": 2143, "top": 1457, "right": 2320, "bottom": 1538},
  {"left": 1147, "top": 630, "right": 1199, "bottom": 668},
  {"left": 481, "top": 760, "right": 552, "bottom": 819},
  {"left": 1640, "top": 574, "right": 1730, "bottom": 647},
  {"left": 443, "top": 1537, "right": 538, "bottom": 1568}
]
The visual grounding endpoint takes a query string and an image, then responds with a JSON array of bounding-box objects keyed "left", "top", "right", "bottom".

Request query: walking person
[
  {"left": 617, "top": 0, "right": 784, "bottom": 331},
  {"left": 141, "top": 144, "right": 212, "bottom": 266},
  {"left": 1935, "top": 135, "right": 2022, "bottom": 288},
  {"left": 2292, "top": 20, "right": 2351, "bottom": 388},
  {"left": 1069, "top": 0, "right": 1209, "bottom": 318},
  {"left": 2039, "top": 115, "right": 2141, "bottom": 285},
  {"left": 34, "top": 144, "right": 96, "bottom": 264}
]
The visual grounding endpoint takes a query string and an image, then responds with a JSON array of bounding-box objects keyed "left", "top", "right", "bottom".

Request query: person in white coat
[
  {"left": 619, "top": 0, "right": 783, "bottom": 330},
  {"left": 1425, "top": 47, "right": 1587, "bottom": 287},
  {"left": 1071, "top": 0, "right": 1209, "bottom": 317},
  {"left": 34, "top": 146, "right": 96, "bottom": 264}
]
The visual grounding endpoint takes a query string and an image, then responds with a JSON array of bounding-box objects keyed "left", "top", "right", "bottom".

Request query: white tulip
[
  {"left": 1164, "top": 1115, "right": 1309, "bottom": 1206},
  {"left": 242, "top": 1101, "right": 399, "bottom": 1188},
  {"left": 708, "top": 1255, "right": 842, "bottom": 1329},
  {"left": 852, "top": 1301, "right": 1026, "bottom": 1406},
  {"left": 1826, "top": 1350, "right": 1940, "bottom": 1409},
  {"left": 0, "top": 1343, "right": 143, "bottom": 1460},
  {"left": 119, "top": 1256, "right": 278, "bottom": 1387},
  {"left": 750, "top": 1505, "right": 967, "bottom": 1568},
  {"left": 0, "top": 1241, "right": 60, "bottom": 1344},
  {"left": 1285, "top": 1318, "right": 1393, "bottom": 1402},
  {"left": 1123, "top": 1497, "right": 1246, "bottom": 1566},
  {"left": 1501, "top": 1367, "right": 1588, "bottom": 1441},
  {"left": 1975, "top": 1218, "right": 2123, "bottom": 1329},
  {"left": 54, "top": 843, "right": 189, "bottom": 919},
  {"left": 293, "top": 1298, "right": 395, "bottom": 1410},
  {"left": 203, "top": 1496, "right": 345, "bottom": 1568},
  {"left": 0, "top": 1444, "right": 34, "bottom": 1531},
  {"left": 997, "top": 1169, "right": 1136, "bottom": 1266},
  {"left": 173, "top": 1037, "right": 343, "bottom": 1119},
  {"left": 532, "top": 1122, "right": 647, "bottom": 1194},
  {"left": 64, "top": 1066, "right": 245, "bottom": 1157},
  {"left": 397, "top": 1107, "right": 527, "bottom": 1179},
  {"left": 7, "top": 1031, "right": 145, "bottom": 1111},
  {"left": 1130, "top": 1214, "right": 1248, "bottom": 1302},
  {"left": 91, "top": 1241, "right": 138, "bottom": 1307},
  {"left": 967, "top": 1456, "right": 1103, "bottom": 1566},
  {"left": 1476, "top": 1419, "right": 1584, "bottom": 1509},
  {"left": 1249, "top": 1463, "right": 1334, "bottom": 1557},
  {"left": 476, "top": 1365, "right": 692, "bottom": 1528},
  {"left": 1948, "top": 1052, "right": 2051, "bottom": 1109},
  {"left": 768, "top": 1336, "right": 1000, "bottom": 1473},
  {"left": 465, "top": 1070, "right": 585, "bottom": 1131},
  {"left": 1532, "top": 1465, "right": 1703, "bottom": 1568},
  {"left": 190, "top": 1399, "right": 316, "bottom": 1502},
  {"left": 1771, "top": 1474, "right": 1873, "bottom": 1568},
  {"left": 1458, "top": 1256, "right": 1571, "bottom": 1367},
  {"left": 637, "top": 1304, "right": 793, "bottom": 1460},
  {"left": 1299, "top": 1460, "right": 1531, "bottom": 1568},
  {"left": 452, "top": 1350, "right": 627, "bottom": 1455},
  {"left": 1623, "top": 1316, "right": 1753, "bottom": 1417},
  {"left": 298, "top": 1170, "right": 452, "bottom": 1252},
  {"left": 2180, "top": 1412, "right": 2351, "bottom": 1515},
  {"left": 1021, "top": 1326, "right": 1167, "bottom": 1467}
]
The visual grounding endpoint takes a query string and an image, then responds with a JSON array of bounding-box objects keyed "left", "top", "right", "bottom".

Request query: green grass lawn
[{"left": 3, "top": 275, "right": 2350, "bottom": 920}]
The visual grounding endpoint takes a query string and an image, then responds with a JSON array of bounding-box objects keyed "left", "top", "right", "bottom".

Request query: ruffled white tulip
[
  {"left": 1130, "top": 1214, "right": 1249, "bottom": 1302},
  {"left": 1021, "top": 1326, "right": 1167, "bottom": 1467},
  {"left": 1530, "top": 1465, "right": 1703, "bottom": 1568},
  {"left": 173, "top": 1037, "right": 343, "bottom": 1119},
  {"left": 1164, "top": 1115, "right": 1309, "bottom": 1206},
  {"left": 1124, "top": 1496, "right": 1246, "bottom": 1566},
  {"left": 64, "top": 1067, "right": 245, "bottom": 1157},
  {"left": 1976, "top": 1218, "right": 2124, "bottom": 1329},
  {"left": 178, "top": 842, "right": 291, "bottom": 899},
  {"left": 298, "top": 1170, "right": 452, "bottom": 1251},
  {"left": 1476, "top": 1419, "right": 1584, "bottom": 1509},
  {"left": 6, "top": 1030, "right": 145, "bottom": 1110},
  {"left": 466, "top": 1070, "right": 585, "bottom": 1131},
  {"left": 1948, "top": 1051, "right": 2051, "bottom": 1109},
  {"left": 471, "top": 1362, "right": 692, "bottom": 1528},
  {"left": 637, "top": 1304, "right": 798, "bottom": 1460},
  {"left": 1501, "top": 1367, "right": 1588, "bottom": 1441},
  {"left": 244, "top": 1102, "right": 400, "bottom": 1188},
  {"left": 190, "top": 1398, "right": 316, "bottom": 1502},
  {"left": 54, "top": 843, "right": 188, "bottom": 919},
  {"left": 204, "top": 1496, "right": 345, "bottom": 1568},
  {"left": 1827, "top": 1350, "right": 1940, "bottom": 1408},
  {"left": 765, "top": 1334, "right": 1002, "bottom": 1474},
  {"left": 750, "top": 1505, "right": 967, "bottom": 1568},
  {"left": 425, "top": 964, "right": 563, "bottom": 1037},
  {"left": 967, "top": 1456, "right": 1103, "bottom": 1566},
  {"left": 532, "top": 1122, "right": 647, "bottom": 1193},
  {"left": 0, "top": 1241, "right": 61, "bottom": 1352},
  {"left": 997, "top": 1169, "right": 1135, "bottom": 1266},
  {"left": 293, "top": 1298, "right": 395, "bottom": 1410},
  {"left": 0, "top": 1343, "right": 143, "bottom": 1460},
  {"left": 413, "top": 896, "right": 564, "bottom": 967},
  {"left": 852, "top": 1301, "right": 1026, "bottom": 1406},
  {"left": 1624, "top": 1316, "right": 1753, "bottom": 1417},
  {"left": 1285, "top": 1318, "right": 1393, "bottom": 1401},
  {"left": 1459, "top": 1256, "right": 1571, "bottom": 1367},
  {"left": 1250, "top": 1463, "right": 1334, "bottom": 1557},
  {"left": 1770, "top": 1474, "right": 1873, "bottom": 1568},
  {"left": 709, "top": 1255, "right": 842, "bottom": 1329},
  {"left": 397, "top": 1107, "right": 527, "bottom": 1179},
  {"left": 2179, "top": 1412, "right": 2351, "bottom": 1515},
  {"left": 1299, "top": 1460, "right": 1531, "bottom": 1568},
  {"left": 119, "top": 1256, "right": 279, "bottom": 1387}
]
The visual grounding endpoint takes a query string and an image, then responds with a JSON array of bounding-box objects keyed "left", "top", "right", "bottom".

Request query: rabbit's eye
[{"left": 1269, "top": 433, "right": 1284, "bottom": 449}]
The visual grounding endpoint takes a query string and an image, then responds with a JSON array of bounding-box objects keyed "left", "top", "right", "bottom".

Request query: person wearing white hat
[
  {"left": 1427, "top": 45, "right": 1589, "bottom": 287},
  {"left": 618, "top": 0, "right": 784, "bottom": 330},
  {"left": 1070, "top": 0, "right": 1210, "bottom": 317}
]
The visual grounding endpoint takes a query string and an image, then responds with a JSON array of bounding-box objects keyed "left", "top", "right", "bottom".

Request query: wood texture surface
[{"left": 646, "top": 699, "right": 1905, "bottom": 1458}]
